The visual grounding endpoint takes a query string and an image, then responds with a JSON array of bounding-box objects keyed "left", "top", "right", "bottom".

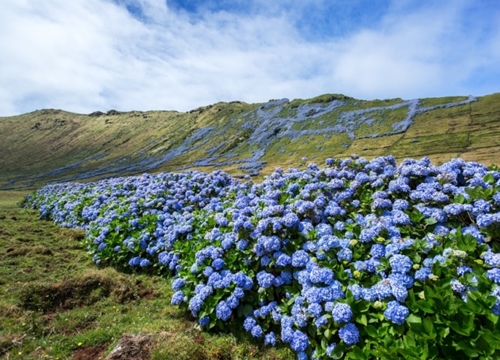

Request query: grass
[
  {"left": 0, "top": 192, "right": 294, "bottom": 359},
  {"left": 418, "top": 95, "right": 469, "bottom": 107}
]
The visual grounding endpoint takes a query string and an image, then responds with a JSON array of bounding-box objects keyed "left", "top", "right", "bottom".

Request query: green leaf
[
  {"left": 364, "top": 325, "right": 378, "bottom": 338},
  {"left": 449, "top": 321, "right": 471, "bottom": 336},
  {"left": 429, "top": 344, "right": 440, "bottom": 358},
  {"left": 482, "top": 332, "right": 500, "bottom": 350},
  {"left": 424, "top": 218, "right": 437, "bottom": 226},
  {"left": 356, "top": 314, "right": 367, "bottom": 326},
  {"left": 353, "top": 300, "right": 370, "bottom": 313},
  {"left": 462, "top": 296, "right": 481, "bottom": 313},
  {"left": 400, "top": 348, "right": 420, "bottom": 358},
  {"left": 439, "top": 326, "right": 450, "bottom": 340},
  {"left": 457, "top": 340, "right": 480, "bottom": 357},
  {"left": 475, "top": 335, "right": 492, "bottom": 355},
  {"left": 416, "top": 300, "right": 435, "bottom": 314},
  {"left": 321, "top": 337, "right": 328, "bottom": 351},
  {"left": 410, "top": 210, "right": 425, "bottom": 223},
  {"left": 240, "top": 304, "right": 253, "bottom": 317},
  {"left": 394, "top": 324, "right": 405, "bottom": 336},
  {"left": 403, "top": 332, "right": 416, "bottom": 349},
  {"left": 406, "top": 314, "right": 422, "bottom": 324},
  {"left": 408, "top": 321, "right": 424, "bottom": 336},
  {"left": 455, "top": 194, "right": 466, "bottom": 204},
  {"left": 351, "top": 346, "right": 367, "bottom": 360},
  {"left": 378, "top": 323, "right": 389, "bottom": 337},
  {"left": 423, "top": 317, "right": 436, "bottom": 338},
  {"left": 346, "top": 288, "right": 354, "bottom": 303},
  {"left": 484, "top": 173, "right": 496, "bottom": 185}
]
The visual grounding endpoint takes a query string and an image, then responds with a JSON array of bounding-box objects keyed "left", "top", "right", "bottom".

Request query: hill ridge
[{"left": 1, "top": 92, "right": 499, "bottom": 190}]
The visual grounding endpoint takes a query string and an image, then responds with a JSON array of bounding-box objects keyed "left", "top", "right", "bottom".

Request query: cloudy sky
[{"left": 1, "top": 0, "right": 499, "bottom": 115}]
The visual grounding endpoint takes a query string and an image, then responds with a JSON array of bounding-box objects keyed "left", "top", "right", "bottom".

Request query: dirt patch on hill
[
  {"left": 18, "top": 269, "right": 158, "bottom": 312},
  {"left": 72, "top": 343, "right": 108, "bottom": 360},
  {"left": 104, "top": 334, "right": 153, "bottom": 360}
]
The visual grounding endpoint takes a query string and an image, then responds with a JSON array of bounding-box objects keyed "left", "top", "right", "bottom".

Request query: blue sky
[{"left": 1, "top": 0, "right": 499, "bottom": 115}]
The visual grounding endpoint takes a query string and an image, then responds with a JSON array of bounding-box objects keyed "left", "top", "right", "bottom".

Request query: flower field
[{"left": 23, "top": 155, "right": 500, "bottom": 359}]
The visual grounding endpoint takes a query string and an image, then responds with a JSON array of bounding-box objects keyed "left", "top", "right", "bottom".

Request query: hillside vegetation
[{"left": 1, "top": 93, "right": 499, "bottom": 189}]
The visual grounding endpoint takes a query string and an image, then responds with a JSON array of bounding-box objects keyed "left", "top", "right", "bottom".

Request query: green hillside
[{"left": 1, "top": 92, "right": 499, "bottom": 189}]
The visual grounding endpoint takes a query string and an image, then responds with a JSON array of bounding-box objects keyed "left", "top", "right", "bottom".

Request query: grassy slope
[
  {"left": 0, "top": 191, "right": 293, "bottom": 359},
  {"left": 1, "top": 93, "right": 499, "bottom": 189}
]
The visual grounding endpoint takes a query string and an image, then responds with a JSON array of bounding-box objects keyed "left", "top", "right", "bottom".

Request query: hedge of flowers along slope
[{"left": 24, "top": 156, "right": 500, "bottom": 359}]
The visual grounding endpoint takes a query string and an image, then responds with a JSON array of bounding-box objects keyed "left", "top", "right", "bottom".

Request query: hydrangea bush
[{"left": 24, "top": 156, "right": 500, "bottom": 359}]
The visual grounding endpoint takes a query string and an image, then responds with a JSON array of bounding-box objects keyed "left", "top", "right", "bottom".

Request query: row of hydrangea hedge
[{"left": 23, "top": 155, "right": 500, "bottom": 359}]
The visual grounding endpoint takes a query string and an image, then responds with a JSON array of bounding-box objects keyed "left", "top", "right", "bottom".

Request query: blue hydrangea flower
[
  {"left": 384, "top": 301, "right": 409, "bottom": 325},
  {"left": 189, "top": 295, "right": 204, "bottom": 315},
  {"left": 281, "top": 325, "right": 294, "bottom": 343},
  {"left": 292, "top": 250, "right": 310, "bottom": 267},
  {"left": 331, "top": 302, "right": 352, "bottom": 323},
  {"left": 485, "top": 252, "right": 500, "bottom": 268},
  {"left": 243, "top": 316, "right": 257, "bottom": 332},
  {"left": 308, "top": 303, "right": 323, "bottom": 317},
  {"left": 198, "top": 316, "right": 210, "bottom": 327},
  {"left": 139, "top": 258, "right": 151, "bottom": 267},
  {"left": 337, "top": 248, "right": 353, "bottom": 262},
  {"left": 456, "top": 266, "right": 472, "bottom": 276},
  {"left": 297, "top": 352, "right": 308, "bottom": 360},
  {"left": 264, "top": 332, "right": 276, "bottom": 346},
  {"left": 370, "top": 244, "right": 386, "bottom": 259},
  {"left": 360, "top": 227, "right": 379, "bottom": 242},
  {"left": 276, "top": 253, "right": 292, "bottom": 267},
  {"left": 232, "top": 271, "right": 253, "bottom": 290},
  {"left": 237, "top": 239, "right": 248, "bottom": 250},
  {"left": 212, "top": 258, "right": 225, "bottom": 270},
  {"left": 251, "top": 325, "right": 263, "bottom": 338},
  {"left": 326, "top": 343, "right": 337, "bottom": 357},
  {"left": 128, "top": 257, "right": 142, "bottom": 266},
  {"left": 389, "top": 254, "right": 413, "bottom": 273},
  {"left": 338, "top": 323, "right": 360, "bottom": 345},
  {"left": 215, "top": 300, "right": 232, "bottom": 321},
  {"left": 172, "top": 278, "right": 185, "bottom": 291},
  {"left": 290, "top": 330, "right": 309, "bottom": 352},
  {"left": 487, "top": 269, "right": 500, "bottom": 284},
  {"left": 492, "top": 300, "right": 500, "bottom": 316},
  {"left": 257, "top": 271, "right": 275, "bottom": 288},
  {"left": 315, "top": 315, "right": 328, "bottom": 328},
  {"left": 451, "top": 278, "right": 466, "bottom": 293},
  {"left": 309, "top": 266, "right": 334, "bottom": 284},
  {"left": 226, "top": 294, "right": 240, "bottom": 309},
  {"left": 171, "top": 290, "right": 185, "bottom": 305}
]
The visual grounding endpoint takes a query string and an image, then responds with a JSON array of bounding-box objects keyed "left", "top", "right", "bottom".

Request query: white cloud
[
  {"left": 0, "top": 0, "right": 499, "bottom": 116},
  {"left": 330, "top": 1, "right": 499, "bottom": 99}
]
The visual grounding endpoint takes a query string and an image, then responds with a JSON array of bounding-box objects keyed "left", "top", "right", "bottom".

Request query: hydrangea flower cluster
[{"left": 24, "top": 155, "right": 500, "bottom": 359}]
